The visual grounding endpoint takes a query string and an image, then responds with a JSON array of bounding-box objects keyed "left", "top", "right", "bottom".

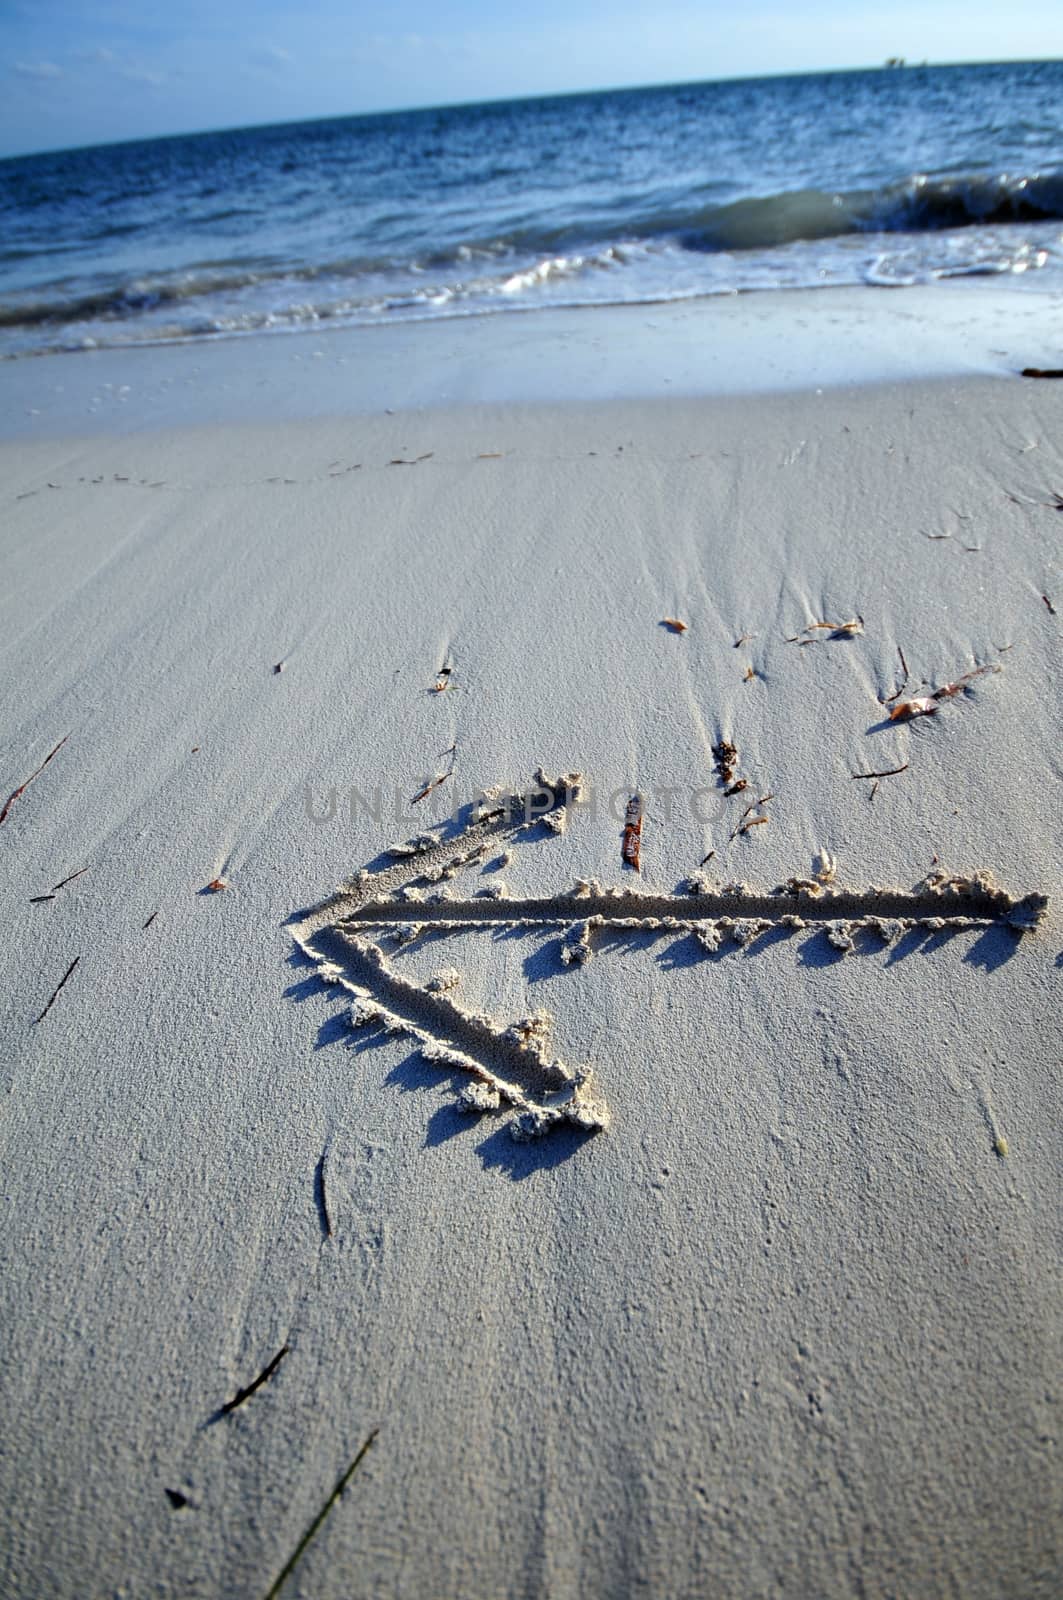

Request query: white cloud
[
  {"left": 118, "top": 64, "right": 165, "bottom": 87},
  {"left": 65, "top": 45, "right": 165, "bottom": 88},
  {"left": 247, "top": 44, "right": 294, "bottom": 72},
  {"left": 13, "top": 60, "right": 62, "bottom": 79}
]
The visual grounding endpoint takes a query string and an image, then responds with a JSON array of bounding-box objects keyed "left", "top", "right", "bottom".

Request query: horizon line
[{"left": 3, "top": 54, "right": 1059, "bottom": 163}]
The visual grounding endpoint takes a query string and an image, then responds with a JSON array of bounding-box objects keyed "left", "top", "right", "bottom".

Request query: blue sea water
[{"left": 1, "top": 60, "right": 1061, "bottom": 358}]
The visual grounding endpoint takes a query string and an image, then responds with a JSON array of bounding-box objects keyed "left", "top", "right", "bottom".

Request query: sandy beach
[{"left": 1, "top": 288, "right": 1061, "bottom": 1598}]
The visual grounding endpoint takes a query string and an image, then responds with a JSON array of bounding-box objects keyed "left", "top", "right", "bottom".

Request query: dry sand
[{"left": 1, "top": 293, "right": 1061, "bottom": 1597}]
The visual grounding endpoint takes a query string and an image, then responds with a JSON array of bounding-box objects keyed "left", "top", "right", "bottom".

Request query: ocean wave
[
  {"left": 665, "top": 171, "right": 1063, "bottom": 251},
  {"left": 1, "top": 168, "right": 1060, "bottom": 353},
  {"left": 387, "top": 169, "right": 1063, "bottom": 257}
]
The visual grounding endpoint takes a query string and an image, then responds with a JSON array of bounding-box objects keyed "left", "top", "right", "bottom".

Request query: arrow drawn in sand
[{"left": 291, "top": 771, "right": 1048, "bottom": 1142}]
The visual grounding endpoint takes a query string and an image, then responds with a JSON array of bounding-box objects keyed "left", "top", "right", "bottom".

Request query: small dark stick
[
  {"left": 1044, "top": 594, "right": 1057, "bottom": 616},
  {"left": 851, "top": 762, "right": 910, "bottom": 780},
  {"left": 143, "top": 911, "right": 159, "bottom": 930},
  {"left": 219, "top": 1345, "right": 290, "bottom": 1417},
  {"left": 263, "top": 1430, "right": 379, "bottom": 1600},
  {"left": 1021, "top": 367, "right": 1063, "bottom": 379},
  {"left": 50, "top": 867, "right": 88, "bottom": 893},
  {"left": 34, "top": 956, "right": 80, "bottom": 1024},
  {"left": 411, "top": 743, "right": 457, "bottom": 804},
  {"left": 29, "top": 894, "right": 56, "bottom": 904},
  {"left": 730, "top": 793, "right": 773, "bottom": 841},
  {"left": 314, "top": 1148, "right": 333, "bottom": 1240},
  {"left": 883, "top": 646, "right": 910, "bottom": 704},
  {"left": 1, "top": 734, "right": 69, "bottom": 826}
]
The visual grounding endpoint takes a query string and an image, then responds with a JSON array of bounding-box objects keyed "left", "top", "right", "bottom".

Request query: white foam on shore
[{"left": 3, "top": 281, "right": 1060, "bottom": 442}]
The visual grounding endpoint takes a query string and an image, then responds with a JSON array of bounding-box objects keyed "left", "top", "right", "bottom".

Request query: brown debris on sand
[
  {"left": 411, "top": 744, "right": 457, "bottom": 805},
  {"left": 713, "top": 740, "right": 739, "bottom": 787},
  {"left": 786, "top": 617, "right": 863, "bottom": 643},
  {"left": 888, "top": 662, "right": 1000, "bottom": 721},
  {"left": 622, "top": 795, "right": 643, "bottom": 871},
  {"left": 1, "top": 734, "right": 70, "bottom": 827},
  {"left": 730, "top": 793, "right": 774, "bottom": 841}
]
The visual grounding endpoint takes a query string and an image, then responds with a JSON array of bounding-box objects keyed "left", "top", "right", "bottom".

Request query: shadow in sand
[
  {"left": 964, "top": 924, "right": 1023, "bottom": 972},
  {"left": 657, "top": 931, "right": 734, "bottom": 970},
  {"left": 423, "top": 1101, "right": 475, "bottom": 1147},
  {"left": 284, "top": 972, "right": 327, "bottom": 1003},
  {"left": 864, "top": 706, "right": 945, "bottom": 737},
  {"left": 656, "top": 921, "right": 797, "bottom": 966},
  {"left": 314, "top": 1010, "right": 354, "bottom": 1051},
  {"left": 384, "top": 1047, "right": 447, "bottom": 1088},
  {"left": 523, "top": 936, "right": 568, "bottom": 983},
  {"left": 380, "top": 1048, "right": 594, "bottom": 1170},
  {"left": 796, "top": 930, "right": 851, "bottom": 968},
  {"left": 475, "top": 1119, "right": 598, "bottom": 1179}
]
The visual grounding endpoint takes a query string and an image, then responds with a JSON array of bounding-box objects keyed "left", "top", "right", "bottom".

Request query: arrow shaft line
[{"left": 338, "top": 885, "right": 1043, "bottom": 930}]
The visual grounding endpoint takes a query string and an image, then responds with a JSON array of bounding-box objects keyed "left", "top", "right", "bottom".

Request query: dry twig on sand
[
  {"left": 851, "top": 762, "right": 909, "bottom": 780},
  {"left": 34, "top": 956, "right": 80, "bottom": 1025},
  {"left": 411, "top": 744, "right": 457, "bottom": 805},
  {"left": 1, "top": 735, "right": 69, "bottom": 826},
  {"left": 50, "top": 867, "right": 89, "bottom": 893},
  {"left": 882, "top": 646, "right": 910, "bottom": 704},
  {"left": 785, "top": 617, "right": 863, "bottom": 643},
  {"left": 220, "top": 1346, "right": 290, "bottom": 1417},
  {"left": 263, "top": 1431, "right": 379, "bottom": 1600},
  {"left": 730, "top": 793, "right": 774, "bottom": 840}
]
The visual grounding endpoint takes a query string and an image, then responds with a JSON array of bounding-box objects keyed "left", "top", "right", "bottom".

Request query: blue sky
[{"left": 2, "top": 1, "right": 1062, "bottom": 156}]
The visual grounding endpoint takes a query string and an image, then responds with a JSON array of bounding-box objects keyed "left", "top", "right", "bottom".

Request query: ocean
[{"left": 1, "top": 59, "right": 1061, "bottom": 359}]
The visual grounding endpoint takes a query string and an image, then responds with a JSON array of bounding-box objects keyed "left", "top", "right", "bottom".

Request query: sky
[{"left": 2, "top": 0, "right": 1062, "bottom": 157}]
